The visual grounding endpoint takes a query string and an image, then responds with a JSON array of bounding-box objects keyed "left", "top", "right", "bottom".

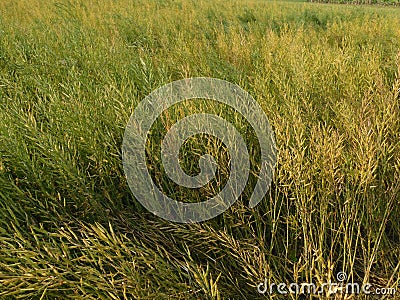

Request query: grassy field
[{"left": 1, "top": 0, "right": 400, "bottom": 298}]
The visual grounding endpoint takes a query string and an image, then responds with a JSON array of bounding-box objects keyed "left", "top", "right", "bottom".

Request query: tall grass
[{"left": 0, "top": 0, "right": 399, "bottom": 298}]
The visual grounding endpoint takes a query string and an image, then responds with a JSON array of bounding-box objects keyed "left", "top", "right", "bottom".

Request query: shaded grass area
[{"left": 0, "top": 0, "right": 399, "bottom": 298}]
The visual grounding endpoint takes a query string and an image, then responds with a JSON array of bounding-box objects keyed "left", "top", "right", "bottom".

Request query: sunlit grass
[{"left": 0, "top": 0, "right": 399, "bottom": 298}]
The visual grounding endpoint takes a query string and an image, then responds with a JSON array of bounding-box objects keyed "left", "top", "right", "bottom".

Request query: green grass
[{"left": 0, "top": 0, "right": 399, "bottom": 298}]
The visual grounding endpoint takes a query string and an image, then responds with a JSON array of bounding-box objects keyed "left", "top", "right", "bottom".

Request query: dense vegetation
[{"left": 0, "top": 0, "right": 399, "bottom": 298}]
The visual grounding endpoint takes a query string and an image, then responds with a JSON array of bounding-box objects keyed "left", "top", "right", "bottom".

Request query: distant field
[{"left": 1, "top": 0, "right": 399, "bottom": 298}]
